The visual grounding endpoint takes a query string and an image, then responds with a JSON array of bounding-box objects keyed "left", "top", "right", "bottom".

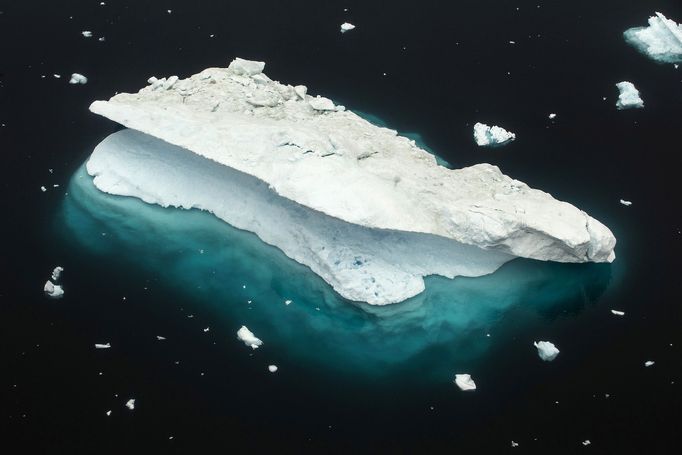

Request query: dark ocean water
[{"left": 1, "top": 0, "right": 681, "bottom": 453}]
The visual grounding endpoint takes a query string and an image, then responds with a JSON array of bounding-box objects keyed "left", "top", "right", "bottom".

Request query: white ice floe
[
  {"left": 95, "top": 343, "right": 111, "bottom": 349},
  {"left": 611, "top": 309, "right": 625, "bottom": 316},
  {"left": 454, "top": 374, "right": 476, "bottom": 391},
  {"left": 43, "top": 280, "right": 64, "bottom": 299},
  {"left": 156, "top": 335, "right": 166, "bottom": 340},
  {"left": 644, "top": 360, "right": 655, "bottom": 367},
  {"left": 473, "top": 122, "right": 516, "bottom": 146},
  {"left": 86, "top": 58, "right": 617, "bottom": 305},
  {"left": 340, "top": 22, "right": 356, "bottom": 33},
  {"left": 106, "top": 410, "right": 111, "bottom": 416},
  {"left": 284, "top": 300, "right": 292, "bottom": 305},
  {"left": 548, "top": 113, "right": 557, "bottom": 119},
  {"left": 615, "top": 82, "right": 644, "bottom": 110},
  {"left": 620, "top": 199, "right": 632, "bottom": 206},
  {"left": 534, "top": 341, "right": 560, "bottom": 361},
  {"left": 237, "top": 325, "right": 263, "bottom": 349},
  {"left": 511, "top": 441, "right": 519, "bottom": 448},
  {"left": 268, "top": 365, "right": 278, "bottom": 373},
  {"left": 40, "top": 186, "right": 47, "bottom": 192},
  {"left": 203, "top": 327, "right": 210, "bottom": 332},
  {"left": 582, "top": 440, "right": 591, "bottom": 446},
  {"left": 125, "top": 398, "right": 135, "bottom": 410},
  {"left": 82, "top": 31, "right": 93, "bottom": 38},
  {"left": 51, "top": 266, "right": 64, "bottom": 281},
  {"left": 624, "top": 13, "right": 682, "bottom": 64},
  {"left": 69, "top": 73, "right": 88, "bottom": 85}
]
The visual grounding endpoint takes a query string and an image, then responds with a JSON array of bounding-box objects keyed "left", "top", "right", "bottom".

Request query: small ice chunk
[
  {"left": 284, "top": 300, "right": 292, "bottom": 305},
  {"left": 644, "top": 360, "right": 655, "bottom": 367},
  {"left": 156, "top": 335, "right": 166, "bottom": 340},
  {"left": 147, "top": 76, "right": 158, "bottom": 84},
  {"left": 511, "top": 441, "right": 519, "bottom": 448},
  {"left": 294, "top": 85, "right": 307, "bottom": 100},
  {"left": 95, "top": 343, "right": 111, "bottom": 349},
  {"left": 534, "top": 341, "right": 560, "bottom": 361},
  {"left": 582, "top": 440, "right": 591, "bottom": 446},
  {"left": 53, "top": 74, "right": 61, "bottom": 79},
  {"left": 309, "top": 96, "right": 336, "bottom": 111},
  {"left": 268, "top": 365, "right": 278, "bottom": 373},
  {"left": 615, "top": 81, "right": 644, "bottom": 110},
  {"left": 237, "top": 325, "right": 263, "bottom": 349},
  {"left": 106, "top": 410, "right": 111, "bottom": 416},
  {"left": 620, "top": 199, "right": 632, "bottom": 206},
  {"left": 611, "top": 309, "right": 625, "bottom": 316},
  {"left": 623, "top": 13, "right": 682, "bottom": 64},
  {"left": 454, "top": 374, "right": 477, "bottom": 391},
  {"left": 228, "top": 58, "right": 265, "bottom": 76},
  {"left": 163, "top": 75, "right": 179, "bottom": 90},
  {"left": 43, "top": 280, "right": 64, "bottom": 299},
  {"left": 98, "top": 37, "right": 105, "bottom": 42},
  {"left": 125, "top": 398, "right": 135, "bottom": 410},
  {"left": 51, "top": 266, "right": 64, "bottom": 281},
  {"left": 473, "top": 122, "right": 516, "bottom": 146},
  {"left": 69, "top": 73, "right": 88, "bottom": 85},
  {"left": 82, "top": 31, "right": 93, "bottom": 38},
  {"left": 548, "top": 113, "right": 557, "bottom": 119},
  {"left": 40, "top": 186, "right": 47, "bottom": 192},
  {"left": 340, "top": 22, "right": 356, "bottom": 33}
]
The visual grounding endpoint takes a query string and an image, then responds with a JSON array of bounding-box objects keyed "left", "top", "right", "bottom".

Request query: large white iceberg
[
  {"left": 624, "top": 12, "right": 682, "bottom": 64},
  {"left": 85, "top": 58, "right": 616, "bottom": 305},
  {"left": 473, "top": 122, "right": 516, "bottom": 147},
  {"left": 615, "top": 81, "right": 644, "bottom": 110}
]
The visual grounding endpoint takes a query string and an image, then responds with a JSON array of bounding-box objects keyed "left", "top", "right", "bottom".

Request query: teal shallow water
[{"left": 58, "top": 163, "right": 614, "bottom": 382}]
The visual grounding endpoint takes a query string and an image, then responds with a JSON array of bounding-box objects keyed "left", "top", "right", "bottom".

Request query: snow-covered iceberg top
[
  {"left": 473, "top": 122, "right": 516, "bottom": 147},
  {"left": 624, "top": 12, "right": 682, "bottom": 64},
  {"left": 615, "top": 81, "right": 644, "bottom": 110}
]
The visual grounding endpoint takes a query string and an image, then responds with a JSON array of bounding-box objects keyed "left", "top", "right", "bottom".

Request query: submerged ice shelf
[{"left": 86, "top": 58, "right": 616, "bottom": 304}]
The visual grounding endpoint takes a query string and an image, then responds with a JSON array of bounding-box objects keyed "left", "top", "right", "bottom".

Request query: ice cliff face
[
  {"left": 86, "top": 58, "right": 616, "bottom": 304},
  {"left": 624, "top": 12, "right": 682, "bottom": 64}
]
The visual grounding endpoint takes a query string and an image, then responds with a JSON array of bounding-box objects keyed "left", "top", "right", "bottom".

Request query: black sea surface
[{"left": 1, "top": 0, "right": 681, "bottom": 453}]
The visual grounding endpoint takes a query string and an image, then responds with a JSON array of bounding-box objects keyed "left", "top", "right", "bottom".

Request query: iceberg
[
  {"left": 237, "top": 326, "right": 263, "bottom": 349},
  {"left": 454, "top": 374, "right": 476, "bottom": 391},
  {"left": 51, "top": 266, "right": 64, "bottom": 281},
  {"left": 619, "top": 199, "right": 632, "bottom": 206},
  {"left": 615, "top": 82, "right": 644, "bottom": 110},
  {"left": 473, "top": 122, "right": 516, "bottom": 146},
  {"left": 534, "top": 340, "right": 560, "bottom": 361},
  {"left": 624, "top": 13, "right": 682, "bottom": 64},
  {"left": 84, "top": 58, "right": 616, "bottom": 305},
  {"left": 644, "top": 360, "right": 655, "bottom": 367},
  {"left": 94, "top": 343, "right": 111, "bottom": 349}
]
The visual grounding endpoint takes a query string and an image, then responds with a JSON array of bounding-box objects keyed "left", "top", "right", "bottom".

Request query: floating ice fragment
[
  {"left": 340, "top": 22, "right": 356, "bottom": 33},
  {"left": 69, "top": 73, "right": 88, "bottom": 85},
  {"left": 51, "top": 266, "right": 64, "bottom": 281},
  {"left": 454, "top": 374, "right": 476, "bottom": 391},
  {"left": 611, "top": 310, "right": 625, "bottom": 316},
  {"left": 644, "top": 360, "right": 655, "bottom": 367},
  {"left": 95, "top": 343, "right": 111, "bottom": 349},
  {"left": 237, "top": 325, "right": 263, "bottom": 349},
  {"left": 308, "top": 96, "right": 336, "bottom": 111},
  {"left": 615, "top": 82, "right": 644, "bottom": 110},
  {"left": 548, "top": 113, "right": 557, "bottom": 119},
  {"left": 40, "top": 186, "right": 47, "bottom": 192},
  {"left": 125, "top": 398, "right": 135, "bottom": 410},
  {"left": 582, "top": 440, "right": 591, "bottom": 446},
  {"left": 268, "top": 365, "right": 278, "bottom": 373},
  {"left": 534, "top": 341, "right": 560, "bottom": 361},
  {"left": 43, "top": 280, "right": 64, "bottom": 299},
  {"left": 473, "top": 122, "right": 516, "bottom": 146},
  {"left": 98, "top": 37, "right": 105, "bottom": 42},
  {"left": 511, "top": 441, "right": 519, "bottom": 448},
  {"left": 624, "top": 13, "right": 682, "bottom": 64},
  {"left": 619, "top": 199, "right": 632, "bottom": 206},
  {"left": 203, "top": 327, "right": 210, "bottom": 332},
  {"left": 156, "top": 335, "right": 166, "bottom": 340},
  {"left": 284, "top": 300, "right": 292, "bottom": 305},
  {"left": 82, "top": 31, "right": 92, "bottom": 38}
]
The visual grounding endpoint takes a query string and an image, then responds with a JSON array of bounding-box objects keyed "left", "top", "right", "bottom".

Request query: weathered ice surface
[
  {"left": 624, "top": 12, "right": 682, "bottom": 64},
  {"left": 86, "top": 58, "right": 616, "bottom": 304}
]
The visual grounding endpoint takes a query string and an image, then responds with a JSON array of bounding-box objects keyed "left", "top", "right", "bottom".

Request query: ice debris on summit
[
  {"left": 534, "top": 341, "right": 560, "bottom": 361},
  {"left": 624, "top": 12, "right": 682, "bottom": 64},
  {"left": 85, "top": 58, "right": 617, "bottom": 305},
  {"left": 473, "top": 122, "right": 516, "bottom": 146},
  {"left": 615, "top": 82, "right": 644, "bottom": 110},
  {"left": 237, "top": 326, "right": 263, "bottom": 349},
  {"left": 454, "top": 374, "right": 477, "bottom": 391}
]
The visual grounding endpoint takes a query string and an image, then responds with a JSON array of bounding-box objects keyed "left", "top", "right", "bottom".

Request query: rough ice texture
[
  {"left": 454, "top": 374, "right": 476, "bottom": 391},
  {"left": 237, "top": 326, "right": 263, "bottom": 349},
  {"left": 473, "top": 122, "right": 516, "bottom": 146},
  {"left": 87, "top": 59, "right": 616, "bottom": 304},
  {"left": 624, "top": 12, "right": 682, "bottom": 64},
  {"left": 615, "top": 82, "right": 644, "bottom": 110},
  {"left": 534, "top": 341, "right": 560, "bottom": 361}
]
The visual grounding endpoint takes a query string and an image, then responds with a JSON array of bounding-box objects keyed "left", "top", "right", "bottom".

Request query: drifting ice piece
[
  {"left": 534, "top": 341, "right": 560, "bottom": 361},
  {"left": 340, "top": 22, "right": 356, "bottom": 33},
  {"left": 51, "top": 266, "right": 64, "bottom": 281},
  {"left": 69, "top": 73, "right": 88, "bottom": 85},
  {"left": 644, "top": 360, "right": 655, "bottom": 367},
  {"left": 611, "top": 310, "right": 625, "bottom": 316},
  {"left": 454, "top": 374, "right": 477, "bottom": 391},
  {"left": 125, "top": 399, "right": 135, "bottom": 410},
  {"left": 94, "top": 343, "right": 111, "bottom": 349},
  {"left": 82, "top": 31, "right": 93, "bottom": 38},
  {"left": 624, "top": 13, "right": 682, "bottom": 64},
  {"left": 44, "top": 280, "right": 64, "bottom": 299},
  {"left": 615, "top": 82, "right": 644, "bottom": 110},
  {"left": 237, "top": 326, "right": 263, "bottom": 349},
  {"left": 86, "top": 58, "right": 617, "bottom": 305},
  {"left": 268, "top": 365, "right": 278, "bottom": 373},
  {"left": 620, "top": 199, "right": 632, "bottom": 206},
  {"left": 473, "top": 122, "right": 516, "bottom": 146}
]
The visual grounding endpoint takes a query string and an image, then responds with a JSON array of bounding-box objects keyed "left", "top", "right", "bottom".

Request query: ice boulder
[
  {"left": 615, "top": 82, "right": 644, "bottom": 110},
  {"left": 237, "top": 325, "right": 263, "bottom": 349},
  {"left": 85, "top": 58, "right": 617, "bottom": 305},
  {"left": 473, "top": 122, "right": 516, "bottom": 146},
  {"left": 534, "top": 341, "right": 560, "bottom": 361},
  {"left": 43, "top": 280, "right": 64, "bottom": 299},
  {"left": 624, "top": 13, "right": 682, "bottom": 64},
  {"left": 454, "top": 374, "right": 477, "bottom": 391}
]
